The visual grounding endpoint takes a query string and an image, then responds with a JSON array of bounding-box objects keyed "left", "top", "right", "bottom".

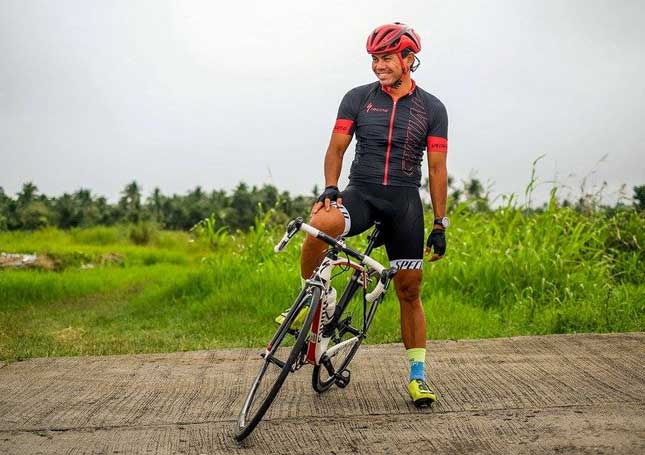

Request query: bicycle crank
[
  {"left": 335, "top": 369, "right": 351, "bottom": 388},
  {"left": 321, "top": 354, "right": 352, "bottom": 388}
]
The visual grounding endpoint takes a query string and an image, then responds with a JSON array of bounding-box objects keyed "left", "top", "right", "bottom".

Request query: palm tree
[
  {"left": 119, "top": 181, "right": 142, "bottom": 222},
  {"left": 634, "top": 185, "right": 645, "bottom": 211},
  {"left": 17, "top": 182, "right": 38, "bottom": 207},
  {"left": 74, "top": 189, "right": 92, "bottom": 206},
  {"left": 148, "top": 187, "right": 164, "bottom": 224}
]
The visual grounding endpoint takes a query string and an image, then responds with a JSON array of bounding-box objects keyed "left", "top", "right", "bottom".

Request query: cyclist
[{"left": 279, "top": 22, "right": 448, "bottom": 407}]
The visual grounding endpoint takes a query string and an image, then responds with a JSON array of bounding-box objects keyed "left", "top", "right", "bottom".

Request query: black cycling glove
[
  {"left": 426, "top": 229, "right": 446, "bottom": 256},
  {"left": 317, "top": 185, "right": 341, "bottom": 204}
]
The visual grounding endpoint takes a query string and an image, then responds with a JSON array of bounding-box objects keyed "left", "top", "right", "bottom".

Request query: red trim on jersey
[
  {"left": 383, "top": 101, "right": 398, "bottom": 185},
  {"left": 427, "top": 136, "right": 448, "bottom": 153},
  {"left": 333, "top": 118, "right": 354, "bottom": 135}
]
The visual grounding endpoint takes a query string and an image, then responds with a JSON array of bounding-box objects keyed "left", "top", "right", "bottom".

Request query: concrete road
[{"left": 1, "top": 333, "right": 644, "bottom": 454}]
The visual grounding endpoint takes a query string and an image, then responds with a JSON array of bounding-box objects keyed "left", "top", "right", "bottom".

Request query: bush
[{"left": 128, "top": 222, "right": 159, "bottom": 245}]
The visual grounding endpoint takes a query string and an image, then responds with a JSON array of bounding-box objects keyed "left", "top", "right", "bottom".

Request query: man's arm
[
  {"left": 425, "top": 151, "right": 447, "bottom": 260},
  {"left": 427, "top": 151, "right": 447, "bottom": 223},
  {"left": 312, "top": 133, "right": 353, "bottom": 214}
]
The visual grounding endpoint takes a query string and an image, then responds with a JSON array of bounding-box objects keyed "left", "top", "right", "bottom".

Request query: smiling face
[{"left": 371, "top": 52, "right": 414, "bottom": 87}]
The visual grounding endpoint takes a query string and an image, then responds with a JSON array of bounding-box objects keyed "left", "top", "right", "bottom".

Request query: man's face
[{"left": 371, "top": 53, "right": 403, "bottom": 86}]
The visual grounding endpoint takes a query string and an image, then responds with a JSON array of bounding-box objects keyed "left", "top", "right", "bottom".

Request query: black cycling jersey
[{"left": 333, "top": 81, "right": 448, "bottom": 188}]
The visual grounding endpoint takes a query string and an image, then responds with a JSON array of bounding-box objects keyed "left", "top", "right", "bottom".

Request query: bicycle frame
[
  {"left": 277, "top": 218, "right": 394, "bottom": 367},
  {"left": 235, "top": 218, "right": 396, "bottom": 442}
]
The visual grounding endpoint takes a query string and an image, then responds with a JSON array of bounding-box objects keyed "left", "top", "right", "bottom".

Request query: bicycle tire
[
  {"left": 234, "top": 286, "right": 321, "bottom": 442},
  {"left": 312, "top": 275, "right": 381, "bottom": 393}
]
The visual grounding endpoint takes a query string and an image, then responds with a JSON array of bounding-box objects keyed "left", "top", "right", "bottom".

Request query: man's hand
[
  {"left": 312, "top": 185, "right": 343, "bottom": 214},
  {"left": 425, "top": 228, "right": 446, "bottom": 262}
]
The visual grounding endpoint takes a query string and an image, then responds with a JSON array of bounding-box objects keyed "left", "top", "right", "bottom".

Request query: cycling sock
[{"left": 407, "top": 348, "right": 426, "bottom": 381}]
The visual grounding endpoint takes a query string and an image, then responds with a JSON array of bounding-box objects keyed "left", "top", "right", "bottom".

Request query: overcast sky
[{"left": 1, "top": 0, "right": 643, "bottom": 205}]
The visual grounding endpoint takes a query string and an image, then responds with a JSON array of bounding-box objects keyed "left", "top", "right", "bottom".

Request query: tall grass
[{"left": 0, "top": 203, "right": 643, "bottom": 361}]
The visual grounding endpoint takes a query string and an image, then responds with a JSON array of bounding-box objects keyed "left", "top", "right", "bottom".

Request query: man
[{"left": 290, "top": 22, "right": 449, "bottom": 406}]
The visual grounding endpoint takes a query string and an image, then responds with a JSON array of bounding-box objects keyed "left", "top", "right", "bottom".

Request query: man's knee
[
  {"left": 395, "top": 272, "right": 422, "bottom": 305},
  {"left": 309, "top": 209, "right": 345, "bottom": 238}
]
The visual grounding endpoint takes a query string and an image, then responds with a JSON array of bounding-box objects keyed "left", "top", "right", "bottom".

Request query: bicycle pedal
[{"left": 335, "top": 369, "right": 351, "bottom": 388}]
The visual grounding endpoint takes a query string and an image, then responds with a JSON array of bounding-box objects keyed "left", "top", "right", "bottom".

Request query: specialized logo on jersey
[
  {"left": 366, "top": 102, "right": 388, "bottom": 113},
  {"left": 402, "top": 94, "right": 428, "bottom": 176},
  {"left": 427, "top": 136, "right": 448, "bottom": 153}
]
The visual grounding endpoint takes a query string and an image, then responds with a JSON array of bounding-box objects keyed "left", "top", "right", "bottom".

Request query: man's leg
[
  {"left": 300, "top": 208, "right": 345, "bottom": 279},
  {"left": 394, "top": 269, "right": 437, "bottom": 405},
  {"left": 274, "top": 208, "right": 346, "bottom": 327},
  {"left": 394, "top": 269, "right": 425, "bottom": 349}
]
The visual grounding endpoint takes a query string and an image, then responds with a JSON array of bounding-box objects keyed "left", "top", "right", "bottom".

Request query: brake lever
[{"left": 274, "top": 217, "right": 304, "bottom": 252}]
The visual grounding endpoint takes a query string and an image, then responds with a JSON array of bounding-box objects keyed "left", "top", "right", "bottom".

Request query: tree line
[
  {"left": 1, "top": 180, "right": 643, "bottom": 232},
  {"left": 0, "top": 181, "right": 315, "bottom": 232}
]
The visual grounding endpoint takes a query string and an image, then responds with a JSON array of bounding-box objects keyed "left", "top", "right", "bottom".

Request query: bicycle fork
[{"left": 305, "top": 259, "right": 335, "bottom": 365}]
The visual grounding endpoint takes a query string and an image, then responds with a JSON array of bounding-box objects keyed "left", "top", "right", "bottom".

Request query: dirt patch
[
  {"left": 0, "top": 333, "right": 643, "bottom": 454},
  {"left": 0, "top": 252, "right": 57, "bottom": 270},
  {"left": 1, "top": 251, "right": 124, "bottom": 271}
]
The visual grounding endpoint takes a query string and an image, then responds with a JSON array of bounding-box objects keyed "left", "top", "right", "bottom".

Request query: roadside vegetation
[{"left": 1, "top": 176, "right": 643, "bottom": 361}]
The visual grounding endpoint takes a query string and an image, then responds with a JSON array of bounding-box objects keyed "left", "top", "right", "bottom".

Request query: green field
[{"left": 1, "top": 205, "right": 643, "bottom": 362}]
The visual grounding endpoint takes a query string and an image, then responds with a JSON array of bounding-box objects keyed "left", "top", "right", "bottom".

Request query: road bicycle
[{"left": 234, "top": 217, "right": 397, "bottom": 442}]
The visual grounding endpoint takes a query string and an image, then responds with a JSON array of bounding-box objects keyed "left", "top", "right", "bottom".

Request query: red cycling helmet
[{"left": 366, "top": 22, "right": 421, "bottom": 55}]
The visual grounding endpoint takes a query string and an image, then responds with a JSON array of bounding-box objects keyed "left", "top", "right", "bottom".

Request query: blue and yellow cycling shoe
[
  {"left": 408, "top": 379, "right": 437, "bottom": 407},
  {"left": 274, "top": 305, "right": 309, "bottom": 329}
]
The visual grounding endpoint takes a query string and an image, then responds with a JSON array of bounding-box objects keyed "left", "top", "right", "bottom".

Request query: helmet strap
[
  {"left": 397, "top": 52, "right": 409, "bottom": 75},
  {"left": 391, "top": 52, "right": 410, "bottom": 88}
]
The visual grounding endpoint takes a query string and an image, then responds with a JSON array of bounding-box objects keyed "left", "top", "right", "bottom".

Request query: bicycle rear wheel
[
  {"left": 312, "top": 273, "right": 381, "bottom": 393},
  {"left": 235, "top": 286, "right": 321, "bottom": 441}
]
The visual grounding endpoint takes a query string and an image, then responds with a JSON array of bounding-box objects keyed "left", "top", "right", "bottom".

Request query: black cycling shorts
[{"left": 334, "top": 183, "right": 424, "bottom": 270}]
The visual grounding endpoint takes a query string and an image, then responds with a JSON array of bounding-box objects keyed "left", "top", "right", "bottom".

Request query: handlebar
[
  {"left": 274, "top": 218, "right": 303, "bottom": 252},
  {"left": 366, "top": 267, "right": 398, "bottom": 302},
  {"left": 274, "top": 217, "right": 395, "bottom": 302}
]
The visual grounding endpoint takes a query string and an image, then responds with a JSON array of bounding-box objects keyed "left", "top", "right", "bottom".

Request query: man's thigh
[
  {"left": 384, "top": 189, "right": 425, "bottom": 270},
  {"left": 335, "top": 185, "right": 375, "bottom": 238}
]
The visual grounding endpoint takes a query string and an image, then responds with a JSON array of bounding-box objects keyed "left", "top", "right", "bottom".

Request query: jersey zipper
[{"left": 383, "top": 100, "right": 398, "bottom": 186}]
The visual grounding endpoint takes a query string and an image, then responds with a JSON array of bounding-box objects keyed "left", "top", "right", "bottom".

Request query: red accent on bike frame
[
  {"left": 333, "top": 118, "right": 354, "bottom": 135},
  {"left": 427, "top": 136, "right": 448, "bottom": 153},
  {"left": 306, "top": 304, "right": 322, "bottom": 364},
  {"left": 382, "top": 101, "right": 398, "bottom": 185}
]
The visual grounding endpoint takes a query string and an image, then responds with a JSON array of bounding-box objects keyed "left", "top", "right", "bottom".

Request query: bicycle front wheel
[{"left": 235, "top": 286, "right": 321, "bottom": 442}]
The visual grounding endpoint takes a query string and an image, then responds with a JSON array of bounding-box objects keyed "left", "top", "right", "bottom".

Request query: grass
[{"left": 0, "top": 205, "right": 643, "bottom": 361}]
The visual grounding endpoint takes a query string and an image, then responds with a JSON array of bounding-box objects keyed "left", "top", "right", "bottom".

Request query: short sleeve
[
  {"left": 427, "top": 101, "right": 448, "bottom": 153},
  {"left": 333, "top": 89, "right": 361, "bottom": 135}
]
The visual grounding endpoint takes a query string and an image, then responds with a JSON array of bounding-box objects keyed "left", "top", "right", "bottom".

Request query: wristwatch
[{"left": 433, "top": 217, "right": 450, "bottom": 229}]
